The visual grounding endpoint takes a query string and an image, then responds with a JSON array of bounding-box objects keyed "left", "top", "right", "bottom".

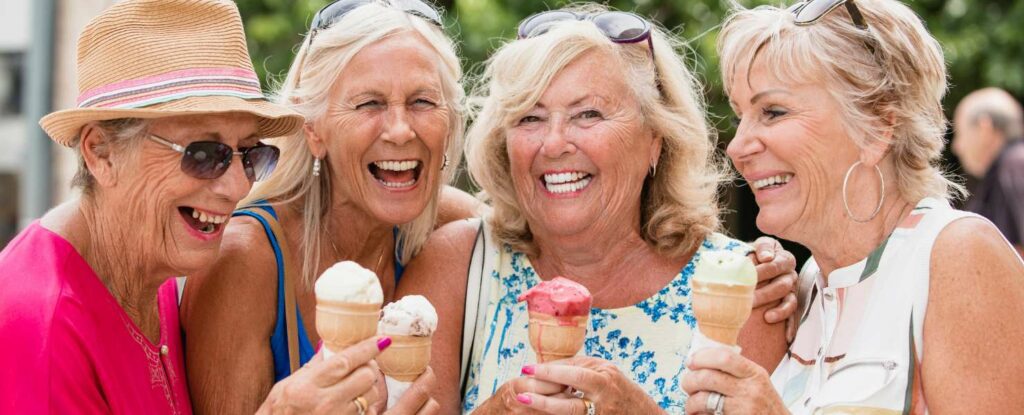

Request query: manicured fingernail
[
  {"left": 516, "top": 393, "right": 532, "bottom": 405},
  {"left": 521, "top": 365, "right": 535, "bottom": 375},
  {"left": 377, "top": 337, "right": 392, "bottom": 351}
]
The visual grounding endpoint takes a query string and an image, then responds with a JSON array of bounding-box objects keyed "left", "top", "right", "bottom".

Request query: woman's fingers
[
  {"left": 528, "top": 362, "right": 599, "bottom": 392},
  {"left": 753, "top": 270, "right": 795, "bottom": 309},
  {"left": 317, "top": 336, "right": 390, "bottom": 387},
  {"left": 764, "top": 292, "right": 798, "bottom": 324},
  {"left": 679, "top": 368, "right": 741, "bottom": 396},
  {"left": 752, "top": 236, "right": 782, "bottom": 264},
  {"left": 516, "top": 392, "right": 589, "bottom": 415},
  {"left": 388, "top": 367, "right": 437, "bottom": 413},
  {"left": 686, "top": 348, "right": 762, "bottom": 379},
  {"left": 414, "top": 398, "right": 440, "bottom": 415},
  {"left": 683, "top": 391, "right": 714, "bottom": 415}
]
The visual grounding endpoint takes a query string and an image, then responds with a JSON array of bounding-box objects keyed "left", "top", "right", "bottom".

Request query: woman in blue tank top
[{"left": 180, "top": 1, "right": 482, "bottom": 413}]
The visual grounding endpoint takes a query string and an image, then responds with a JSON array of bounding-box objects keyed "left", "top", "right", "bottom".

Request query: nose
[
  {"left": 726, "top": 119, "right": 765, "bottom": 164},
  {"left": 209, "top": 154, "right": 252, "bottom": 204},
  {"left": 540, "top": 117, "right": 576, "bottom": 159},
  {"left": 381, "top": 105, "right": 416, "bottom": 146}
]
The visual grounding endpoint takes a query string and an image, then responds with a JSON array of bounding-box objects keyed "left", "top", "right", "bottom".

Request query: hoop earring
[
  {"left": 312, "top": 158, "right": 321, "bottom": 177},
  {"left": 842, "top": 161, "right": 884, "bottom": 223},
  {"left": 441, "top": 154, "right": 450, "bottom": 171},
  {"left": 649, "top": 163, "right": 657, "bottom": 177}
]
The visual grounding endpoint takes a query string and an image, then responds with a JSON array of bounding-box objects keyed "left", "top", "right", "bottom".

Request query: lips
[
  {"left": 750, "top": 173, "right": 794, "bottom": 191},
  {"left": 368, "top": 160, "right": 422, "bottom": 189}
]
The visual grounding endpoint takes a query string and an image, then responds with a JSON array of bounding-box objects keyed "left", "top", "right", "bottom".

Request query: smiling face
[
  {"left": 307, "top": 31, "right": 450, "bottom": 225},
  {"left": 505, "top": 49, "right": 659, "bottom": 239},
  {"left": 104, "top": 112, "right": 261, "bottom": 275},
  {"left": 726, "top": 55, "right": 865, "bottom": 240}
]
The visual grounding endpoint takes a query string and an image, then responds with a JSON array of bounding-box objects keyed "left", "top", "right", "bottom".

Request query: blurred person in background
[
  {"left": 181, "top": 0, "right": 477, "bottom": 413},
  {"left": 953, "top": 87, "right": 1024, "bottom": 257},
  {"left": 682, "top": 0, "right": 1024, "bottom": 413},
  {"left": 0, "top": 0, "right": 392, "bottom": 413}
]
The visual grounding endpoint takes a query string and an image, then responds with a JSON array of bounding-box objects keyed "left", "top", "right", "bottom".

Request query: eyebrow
[{"left": 750, "top": 89, "right": 792, "bottom": 105}]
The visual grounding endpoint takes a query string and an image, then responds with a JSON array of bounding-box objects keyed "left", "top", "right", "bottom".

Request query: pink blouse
[{"left": 0, "top": 222, "right": 192, "bottom": 414}]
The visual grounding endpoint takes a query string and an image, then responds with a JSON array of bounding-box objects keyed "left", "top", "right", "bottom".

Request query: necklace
[{"left": 328, "top": 235, "right": 390, "bottom": 278}]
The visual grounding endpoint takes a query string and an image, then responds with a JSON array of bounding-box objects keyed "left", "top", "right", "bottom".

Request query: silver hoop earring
[
  {"left": 312, "top": 158, "right": 321, "bottom": 177},
  {"left": 441, "top": 154, "right": 450, "bottom": 171},
  {"left": 842, "top": 161, "right": 884, "bottom": 223}
]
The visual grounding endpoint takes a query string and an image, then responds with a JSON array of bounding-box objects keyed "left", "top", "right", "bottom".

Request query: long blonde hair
[
  {"left": 466, "top": 4, "right": 724, "bottom": 258},
  {"left": 242, "top": 3, "right": 465, "bottom": 286}
]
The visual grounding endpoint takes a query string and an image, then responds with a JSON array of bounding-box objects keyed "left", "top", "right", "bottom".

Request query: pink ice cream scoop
[{"left": 518, "top": 277, "right": 593, "bottom": 317}]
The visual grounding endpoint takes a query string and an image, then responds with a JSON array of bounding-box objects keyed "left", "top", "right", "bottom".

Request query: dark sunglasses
[
  {"left": 518, "top": 10, "right": 654, "bottom": 57},
  {"left": 147, "top": 134, "right": 280, "bottom": 182},
  {"left": 790, "top": 0, "right": 868, "bottom": 30},
  {"left": 310, "top": 0, "right": 442, "bottom": 38}
]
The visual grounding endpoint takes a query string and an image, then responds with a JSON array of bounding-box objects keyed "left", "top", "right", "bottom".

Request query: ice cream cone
[
  {"left": 316, "top": 300, "right": 382, "bottom": 352},
  {"left": 691, "top": 280, "right": 754, "bottom": 345},
  {"left": 527, "top": 311, "right": 588, "bottom": 363},
  {"left": 377, "top": 334, "right": 432, "bottom": 382}
]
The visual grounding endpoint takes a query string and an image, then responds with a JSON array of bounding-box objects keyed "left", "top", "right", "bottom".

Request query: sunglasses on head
[
  {"left": 790, "top": 0, "right": 868, "bottom": 30},
  {"left": 147, "top": 134, "right": 280, "bottom": 182},
  {"left": 310, "top": 0, "right": 442, "bottom": 38},
  {"left": 517, "top": 10, "right": 654, "bottom": 55}
]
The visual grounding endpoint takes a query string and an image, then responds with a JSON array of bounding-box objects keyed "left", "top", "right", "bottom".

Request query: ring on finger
[
  {"left": 706, "top": 392, "right": 724, "bottom": 415},
  {"left": 353, "top": 395, "right": 368, "bottom": 415},
  {"left": 567, "top": 386, "right": 585, "bottom": 399},
  {"left": 581, "top": 397, "right": 596, "bottom": 415}
]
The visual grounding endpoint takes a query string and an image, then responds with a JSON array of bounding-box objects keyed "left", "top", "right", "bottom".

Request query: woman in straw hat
[
  {"left": 181, "top": 0, "right": 476, "bottom": 413},
  {"left": 0, "top": 1, "right": 393, "bottom": 413}
]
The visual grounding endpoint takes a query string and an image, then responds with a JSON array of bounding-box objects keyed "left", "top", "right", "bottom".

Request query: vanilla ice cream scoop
[
  {"left": 379, "top": 295, "right": 438, "bottom": 337},
  {"left": 314, "top": 261, "right": 384, "bottom": 304},
  {"left": 693, "top": 250, "right": 757, "bottom": 286}
]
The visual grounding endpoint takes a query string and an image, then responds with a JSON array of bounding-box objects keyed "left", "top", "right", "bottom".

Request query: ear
[
  {"left": 304, "top": 123, "right": 328, "bottom": 158},
  {"left": 860, "top": 114, "right": 896, "bottom": 167},
  {"left": 79, "top": 123, "right": 119, "bottom": 188}
]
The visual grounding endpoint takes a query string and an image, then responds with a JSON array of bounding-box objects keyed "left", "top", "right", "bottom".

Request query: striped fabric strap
[{"left": 76, "top": 68, "right": 264, "bottom": 109}]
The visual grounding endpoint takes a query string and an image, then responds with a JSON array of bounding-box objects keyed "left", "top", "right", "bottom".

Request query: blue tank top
[{"left": 234, "top": 204, "right": 404, "bottom": 381}]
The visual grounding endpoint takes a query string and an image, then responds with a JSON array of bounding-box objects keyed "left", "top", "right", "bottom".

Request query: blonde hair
[
  {"left": 467, "top": 4, "right": 723, "bottom": 258},
  {"left": 243, "top": 3, "right": 465, "bottom": 286},
  {"left": 718, "top": 0, "right": 965, "bottom": 202}
]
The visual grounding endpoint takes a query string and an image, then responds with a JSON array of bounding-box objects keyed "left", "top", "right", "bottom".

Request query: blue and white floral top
[{"left": 461, "top": 231, "right": 752, "bottom": 414}]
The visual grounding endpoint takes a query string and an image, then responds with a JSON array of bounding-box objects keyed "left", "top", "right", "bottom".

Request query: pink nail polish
[
  {"left": 521, "top": 365, "right": 535, "bottom": 375},
  {"left": 516, "top": 393, "right": 532, "bottom": 405},
  {"left": 377, "top": 337, "right": 392, "bottom": 351}
]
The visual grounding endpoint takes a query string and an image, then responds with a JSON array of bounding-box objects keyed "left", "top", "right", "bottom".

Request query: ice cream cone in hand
[
  {"left": 691, "top": 251, "right": 757, "bottom": 345},
  {"left": 376, "top": 295, "right": 438, "bottom": 382},
  {"left": 314, "top": 261, "right": 384, "bottom": 358},
  {"left": 519, "top": 277, "right": 593, "bottom": 363}
]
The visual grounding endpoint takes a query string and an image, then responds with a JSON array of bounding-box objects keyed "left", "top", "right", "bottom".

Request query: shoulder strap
[
  {"left": 460, "top": 218, "right": 493, "bottom": 393},
  {"left": 241, "top": 207, "right": 301, "bottom": 375}
]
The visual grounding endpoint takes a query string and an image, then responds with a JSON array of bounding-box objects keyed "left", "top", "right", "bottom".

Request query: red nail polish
[
  {"left": 521, "top": 365, "right": 535, "bottom": 375},
  {"left": 516, "top": 393, "right": 532, "bottom": 405},
  {"left": 377, "top": 337, "right": 392, "bottom": 351}
]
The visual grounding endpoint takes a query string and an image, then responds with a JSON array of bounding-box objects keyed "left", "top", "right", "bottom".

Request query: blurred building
[{"left": 0, "top": 0, "right": 31, "bottom": 247}]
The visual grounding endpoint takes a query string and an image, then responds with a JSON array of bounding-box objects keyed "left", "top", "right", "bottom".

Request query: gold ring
[
  {"left": 581, "top": 397, "right": 596, "bottom": 415},
  {"left": 353, "top": 396, "right": 368, "bottom": 415}
]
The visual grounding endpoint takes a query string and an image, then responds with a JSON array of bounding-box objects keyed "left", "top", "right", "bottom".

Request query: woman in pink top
[{"left": 0, "top": 1, "right": 391, "bottom": 413}]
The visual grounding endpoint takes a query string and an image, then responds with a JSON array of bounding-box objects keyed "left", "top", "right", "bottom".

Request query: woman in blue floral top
[{"left": 398, "top": 4, "right": 798, "bottom": 414}]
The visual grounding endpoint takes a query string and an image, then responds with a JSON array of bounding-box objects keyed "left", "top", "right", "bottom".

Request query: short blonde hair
[
  {"left": 718, "top": 0, "right": 965, "bottom": 202},
  {"left": 243, "top": 3, "right": 465, "bottom": 286},
  {"left": 467, "top": 4, "right": 724, "bottom": 258}
]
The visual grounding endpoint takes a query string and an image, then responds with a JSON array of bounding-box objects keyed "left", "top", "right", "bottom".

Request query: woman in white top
[{"left": 681, "top": 0, "right": 1024, "bottom": 413}]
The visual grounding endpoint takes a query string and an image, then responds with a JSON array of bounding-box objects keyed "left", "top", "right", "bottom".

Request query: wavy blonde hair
[
  {"left": 242, "top": 3, "right": 465, "bottom": 286},
  {"left": 466, "top": 4, "right": 724, "bottom": 258},
  {"left": 718, "top": 0, "right": 965, "bottom": 202}
]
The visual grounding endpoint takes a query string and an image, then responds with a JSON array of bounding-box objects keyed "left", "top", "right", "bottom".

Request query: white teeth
[
  {"left": 374, "top": 160, "right": 420, "bottom": 171},
  {"left": 190, "top": 208, "right": 227, "bottom": 225},
  {"left": 543, "top": 171, "right": 588, "bottom": 185},
  {"left": 379, "top": 179, "right": 417, "bottom": 188},
  {"left": 545, "top": 176, "right": 592, "bottom": 194},
  {"left": 752, "top": 174, "right": 793, "bottom": 190},
  {"left": 192, "top": 209, "right": 200, "bottom": 219}
]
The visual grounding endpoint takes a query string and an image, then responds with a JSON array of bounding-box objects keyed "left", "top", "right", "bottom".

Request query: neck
[{"left": 284, "top": 195, "right": 394, "bottom": 278}]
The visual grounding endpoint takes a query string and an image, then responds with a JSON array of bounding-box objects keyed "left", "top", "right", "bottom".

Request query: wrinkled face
[
  {"left": 310, "top": 31, "right": 450, "bottom": 225},
  {"left": 108, "top": 112, "right": 260, "bottom": 275},
  {"left": 951, "top": 106, "right": 992, "bottom": 178},
  {"left": 726, "top": 55, "right": 863, "bottom": 239},
  {"left": 505, "top": 49, "right": 659, "bottom": 239}
]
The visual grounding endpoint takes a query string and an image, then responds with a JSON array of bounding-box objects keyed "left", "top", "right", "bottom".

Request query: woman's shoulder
[
  {"left": 437, "top": 186, "right": 486, "bottom": 226},
  {"left": 397, "top": 218, "right": 481, "bottom": 294}
]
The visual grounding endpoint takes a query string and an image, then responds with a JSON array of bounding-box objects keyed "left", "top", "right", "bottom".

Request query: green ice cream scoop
[{"left": 693, "top": 250, "right": 757, "bottom": 286}]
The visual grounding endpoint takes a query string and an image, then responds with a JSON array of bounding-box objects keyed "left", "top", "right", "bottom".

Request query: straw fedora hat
[{"left": 40, "top": 0, "right": 304, "bottom": 147}]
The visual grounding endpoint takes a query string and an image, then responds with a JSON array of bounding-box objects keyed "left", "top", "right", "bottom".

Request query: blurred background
[{"left": 2, "top": 0, "right": 1023, "bottom": 261}]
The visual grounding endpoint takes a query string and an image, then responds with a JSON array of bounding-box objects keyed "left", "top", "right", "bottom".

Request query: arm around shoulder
[
  {"left": 396, "top": 218, "right": 482, "bottom": 414},
  {"left": 923, "top": 217, "right": 1024, "bottom": 412},
  {"left": 180, "top": 217, "right": 279, "bottom": 414}
]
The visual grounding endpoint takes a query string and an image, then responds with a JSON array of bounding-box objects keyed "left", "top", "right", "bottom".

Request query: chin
[{"left": 754, "top": 209, "right": 792, "bottom": 239}]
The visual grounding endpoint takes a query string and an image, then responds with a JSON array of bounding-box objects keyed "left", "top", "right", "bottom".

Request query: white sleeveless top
[{"left": 771, "top": 198, "right": 984, "bottom": 414}]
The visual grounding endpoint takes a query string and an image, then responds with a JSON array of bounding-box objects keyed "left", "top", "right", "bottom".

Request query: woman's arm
[
  {"left": 923, "top": 217, "right": 1024, "bottom": 412},
  {"left": 395, "top": 219, "right": 480, "bottom": 414},
  {"left": 181, "top": 218, "right": 279, "bottom": 414},
  {"left": 437, "top": 186, "right": 486, "bottom": 227}
]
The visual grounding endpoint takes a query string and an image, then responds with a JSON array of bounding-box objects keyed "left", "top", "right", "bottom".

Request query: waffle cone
[
  {"left": 527, "top": 312, "right": 588, "bottom": 363},
  {"left": 376, "top": 334, "right": 432, "bottom": 382},
  {"left": 691, "top": 280, "right": 754, "bottom": 345},
  {"left": 315, "top": 300, "right": 381, "bottom": 352}
]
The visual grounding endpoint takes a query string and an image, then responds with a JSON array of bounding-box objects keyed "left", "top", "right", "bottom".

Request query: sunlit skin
[
  {"left": 726, "top": 54, "right": 909, "bottom": 275},
  {"left": 507, "top": 49, "right": 662, "bottom": 282},
  {"left": 45, "top": 112, "right": 260, "bottom": 343}
]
